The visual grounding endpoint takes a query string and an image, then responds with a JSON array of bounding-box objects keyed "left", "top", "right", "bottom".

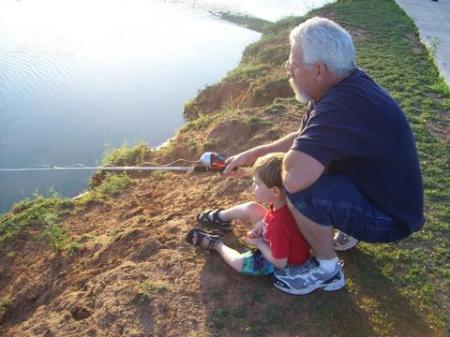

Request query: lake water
[{"left": 0, "top": 0, "right": 334, "bottom": 212}]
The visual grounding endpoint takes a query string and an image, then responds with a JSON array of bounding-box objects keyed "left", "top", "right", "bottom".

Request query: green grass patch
[
  {"left": 225, "top": 63, "right": 272, "bottom": 82},
  {"left": 139, "top": 280, "right": 171, "bottom": 297},
  {"left": 180, "top": 113, "right": 220, "bottom": 132},
  {"left": 78, "top": 173, "right": 131, "bottom": 204},
  {"left": 102, "top": 142, "right": 152, "bottom": 166},
  {"left": 0, "top": 193, "right": 74, "bottom": 251}
]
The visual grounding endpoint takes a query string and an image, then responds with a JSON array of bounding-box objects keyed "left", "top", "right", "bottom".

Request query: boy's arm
[
  {"left": 242, "top": 235, "right": 288, "bottom": 268},
  {"left": 246, "top": 219, "right": 265, "bottom": 239},
  {"left": 256, "top": 240, "right": 288, "bottom": 269}
]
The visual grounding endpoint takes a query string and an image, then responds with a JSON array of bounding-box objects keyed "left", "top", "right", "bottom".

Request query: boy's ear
[{"left": 271, "top": 186, "right": 282, "bottom": 196}]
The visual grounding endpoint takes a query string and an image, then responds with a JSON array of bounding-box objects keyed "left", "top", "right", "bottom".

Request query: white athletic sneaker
[
  {"left": 334, "top": 230, "right": 358, "bottom": 251},
  {"left": 272, "top": 257, "right": 345, "bottom": 295}
]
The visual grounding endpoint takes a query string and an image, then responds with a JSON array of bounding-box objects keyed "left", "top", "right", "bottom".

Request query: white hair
[{"left": 290, "top": 17, "right": 356, "bottom": 77}]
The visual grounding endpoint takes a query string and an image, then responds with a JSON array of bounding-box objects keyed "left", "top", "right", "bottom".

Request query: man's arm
[
  {"left": 223, "top": 131, "right": 300, "bottom": 175},
  {"left": 283, "top": 149, "right": 325, "bottom": 193}
]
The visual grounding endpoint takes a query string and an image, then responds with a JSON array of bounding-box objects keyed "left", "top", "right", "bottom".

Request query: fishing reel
[{"left": 197, "top": 152, "right": 227, "bottom": 172}]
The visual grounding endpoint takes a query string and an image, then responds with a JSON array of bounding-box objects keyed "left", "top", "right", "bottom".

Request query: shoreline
[
  {"left": 394, "top": 0, "right": 450, "bottom": 87},
  {"left": 1, "top": 0, "right": 449, "bottom": 335}
]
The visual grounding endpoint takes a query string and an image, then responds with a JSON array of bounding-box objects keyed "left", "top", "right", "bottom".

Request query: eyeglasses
[
  {"left": 285, "top": 60, "right": 294, "bottom": 73},
  {"left": 285, "top": 59, "right": 313, "bottom": 75}
]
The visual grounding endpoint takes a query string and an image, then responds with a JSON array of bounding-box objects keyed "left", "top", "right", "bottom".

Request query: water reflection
[{"left": 0, "top": 0, "right": 260, "bottom": 211}]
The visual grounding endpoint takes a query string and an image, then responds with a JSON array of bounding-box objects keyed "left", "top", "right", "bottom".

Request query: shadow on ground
[{"left": 199, "top": 245, "right": 434, "bottom": 337}]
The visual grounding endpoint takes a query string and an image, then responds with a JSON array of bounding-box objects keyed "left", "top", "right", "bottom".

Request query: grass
[
  {"left": 102, "top": 142, "right": 152, "bottom": 167},
  {"left": 0, "top": 193, "right": 74, "bottom": 251},
  {"left": 0, "top": 172, "right": 132, "bottom": 252},
  {"left": 78, "top": 173, "right": 132, "bottom": 204},
  {"left": 139, "top": 280, "right": 171, "bottom": 297},
  {"left": 197, "top": 0, "right": 449, "bottom": 336},
  {"left": 0, "top": 0, "right": 448, "bottom": 336},
  {"left": 180, "top": 113, "right": 221, "bottom": 132},
  {"left": 0, "top": 298, "right": 10, "bottom": 319}
]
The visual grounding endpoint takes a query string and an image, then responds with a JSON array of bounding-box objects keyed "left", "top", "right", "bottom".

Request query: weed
[
  {"left": 181, "top": 114, "right": 219, "bottom": 132},
  {"left": 225, "top": 63, "right": 272, "bottom": 82},
  {"left": 0, "top": 194, "right": 73, "bottom": 250},
  {"left": 140, "top": 280, "right": 170, "bottom": 298},
  {"left": 108, "top": 227, "right": 123, "bottom": 237},
  {"left": 186, "top": 137, "right": 198, "bottom": 151},
  {"left": 248, "top": 116, "right": 272, "bottom": 126},
  {"left": 102, "top": 143, "right": 152, "bottom": 167},
  {"left": 202, "top": 138, "right": 218, "bottom": 151},
  {"left": 209, "top": 308, "right": 229, "bottom": 330},
  {"left": 0, "top": 298, "right": 10, "bottom": 317},
  {"left": 39, "top": 214, "right": 70, "bottom": 251},
  {"left": 150, "top": 171, "right": 167, "bottom": 181}
]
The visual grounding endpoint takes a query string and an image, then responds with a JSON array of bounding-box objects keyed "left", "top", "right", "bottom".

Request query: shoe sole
[
  {"left": 334, "top": 239, "right": 358, "bottom": 252},
  {"left": 273, "top": 271, "right": 345, "bottom": 295}
]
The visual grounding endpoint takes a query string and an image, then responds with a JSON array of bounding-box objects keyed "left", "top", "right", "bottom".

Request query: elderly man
[{"left": 223, "top": 17, "right": 424, "bottom": 295}]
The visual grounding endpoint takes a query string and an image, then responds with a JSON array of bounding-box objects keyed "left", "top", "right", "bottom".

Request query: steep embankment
[{"left": 1, "top": 1, "right": 449, "bottom": 337}]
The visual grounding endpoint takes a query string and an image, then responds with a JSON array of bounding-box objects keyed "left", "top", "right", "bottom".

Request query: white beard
[{"left": 289, "top": 77, "right": 310, "bottom": 103}]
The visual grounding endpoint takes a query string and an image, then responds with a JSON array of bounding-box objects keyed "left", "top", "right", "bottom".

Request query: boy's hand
[
  {"left": 242, "top": 236, "right": 264, "bottom": 248},
  {"left": 246, "top": 228, "right": 260, "bottom": 239},
  {"left": 246, "top": 218, "right": 265, "bottom": 239}
]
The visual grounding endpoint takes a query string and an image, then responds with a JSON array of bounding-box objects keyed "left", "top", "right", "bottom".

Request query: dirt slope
[{"left": 1, "top": 1, "right": 449, "bottom": 336}]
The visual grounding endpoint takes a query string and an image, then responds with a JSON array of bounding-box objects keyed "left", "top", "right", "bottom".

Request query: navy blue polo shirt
[{"left": 291, "top": 68, "right": 424, "bottom": 232}]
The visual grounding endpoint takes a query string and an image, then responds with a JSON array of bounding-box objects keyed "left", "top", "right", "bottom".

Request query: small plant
[
  {"left": 202, "top": 138, "right": 218, "bottom": 151},
  {"left": 139, "top": 280, "right": 170, "bottom": 298},
  {"left": 108, "top": 227, "right": 123, "bottom": 237},
  {"left": 0, "top": 194, "right": 73, "bottom": 250},
  {"left": 150, "top": 171, "right": 167, "bottom": 181},
  {"left": 182, "top": 113, "right": 218, "bottom": 132},
  {"left": 102, "top": 143, "right": 152, "bottom": 167},
  {"left": 184, "top": 99, "right": 199, "bottom": 118},
  {"left": 429, "top": 37, "right": 440, "bottom": 58},
  {"left": 39, "top": 213, "right": 70, "bottom": 251},
  {"left": 210, "top": 308, "right": 229, "bottom": 330},
  {"left": 0, "top": 298, "right": 10, "bottom": 316},
  {"left": 186, "top": 137, "right": 198, "bottom": 151},
  {"left": 94, "top": 173, "right": 131, "bottom": 198}
]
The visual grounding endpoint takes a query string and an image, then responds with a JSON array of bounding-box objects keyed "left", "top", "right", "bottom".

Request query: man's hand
[{"left": 223, "top": 151, "right": 255, "bottom": 176}]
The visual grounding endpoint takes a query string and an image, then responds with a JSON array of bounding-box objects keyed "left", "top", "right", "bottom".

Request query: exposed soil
[{"left": 1, "top": 3, "right": 448, "bottom": 336}]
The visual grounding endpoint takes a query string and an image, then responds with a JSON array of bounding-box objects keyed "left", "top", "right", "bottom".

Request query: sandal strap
[
  {"left": 211, "top": 209, "right": 228, "bottom": 224},
  {"left": 186, "top": 228, "right": 222, "bottom": 251},
  {"left": 196, "top": 209, "right": 232, "bottom": 232}
]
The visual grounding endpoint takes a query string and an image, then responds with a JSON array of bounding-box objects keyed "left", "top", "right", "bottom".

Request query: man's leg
[
  {"left": 286, "top": 198, "right": 335, "bottom": 259},
  {"left": 334, "top": 230, "right": 358, "bottom": 251}
]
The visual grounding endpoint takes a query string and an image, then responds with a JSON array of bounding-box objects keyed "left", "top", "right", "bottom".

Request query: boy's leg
[
  {"left": 219, "top": 201, "right": 267, "bottom": 224},
  {"left": 213, "top": 241, "right": 245, "bottom": 272}
]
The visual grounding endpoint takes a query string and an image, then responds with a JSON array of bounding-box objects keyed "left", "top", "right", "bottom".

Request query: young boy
[{"left": 186, "top": 152, "right": 311, "bottom": 276}]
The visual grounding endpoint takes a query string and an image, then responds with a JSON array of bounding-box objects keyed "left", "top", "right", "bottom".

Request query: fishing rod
[{"left": 0, "top": 152, "right": 228, "bottom": 173}]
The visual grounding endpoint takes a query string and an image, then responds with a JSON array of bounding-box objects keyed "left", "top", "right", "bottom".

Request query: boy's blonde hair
[{"left": 252, "top": 152, "right": 284, "bottom": 188}]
